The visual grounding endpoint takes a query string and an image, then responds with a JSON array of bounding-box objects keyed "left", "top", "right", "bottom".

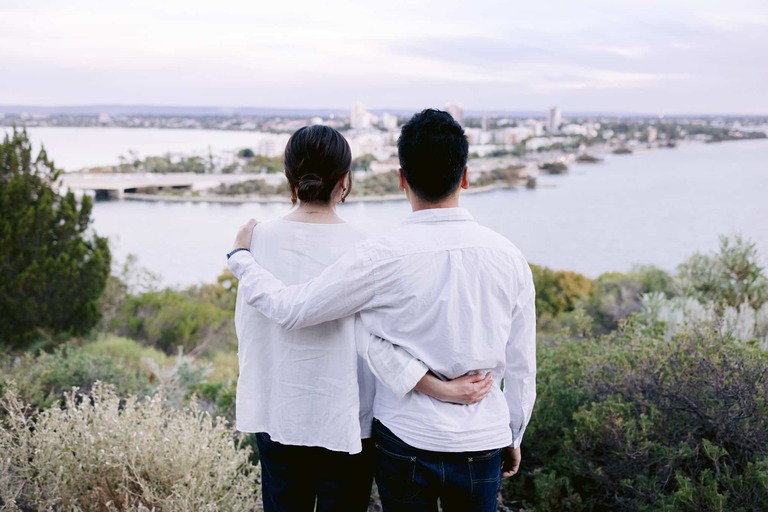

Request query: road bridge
[{"left": 61, "top": 173, "right": 198, "bottom": 199}]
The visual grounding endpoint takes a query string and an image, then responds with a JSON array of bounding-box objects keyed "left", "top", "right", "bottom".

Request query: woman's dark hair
[
  {"left": 397, "top": 109, "right": 468, "bottom": 202},
  {"left": 284, "top": 125, "right": 352, "bottom": 205}
]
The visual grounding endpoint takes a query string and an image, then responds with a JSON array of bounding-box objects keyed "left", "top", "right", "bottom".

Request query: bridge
[{"left": 60, "top": 173, "right": 201, "bottom": 199}]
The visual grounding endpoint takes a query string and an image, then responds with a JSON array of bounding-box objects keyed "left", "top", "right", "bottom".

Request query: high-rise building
[
  {"left": 547, "top": 106, "right": 561, "bottom": 133},
  {"left": 381, "top": 112, "right": 398, "bottom": 130},
  {"left": 350, "top": 102, "right": 370, "bottom": 130},
  {"left": 445, "top": 103, "right": 464, "bottom": 125}
]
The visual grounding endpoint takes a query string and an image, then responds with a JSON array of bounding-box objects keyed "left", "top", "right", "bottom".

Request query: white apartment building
[
  {"left": 547, "top": 106, "right": 561, "bottom": 133},
  {"left": 348, "top": 132, "right": 391, "bottom": 160},
  {"left": 381, "top": 112, "right": 398, "bottom": 131},
  {"left": 560, "top": 123, "right": 599, "bottom": 138},
  {"left": 445, "top": 103, "right": 464, "bottom": 125},
  {"left": 350, "top": 102, "right": 371, "bottom": 130},
  {"left": 495, "top": 126, "right": 534, "bottom": 146},
  {"left": 523, "top": 119, "right": 545, "bottom": 136},
  {"left": 464, "top": 128, "right": 493, "bottom": 145},
  {"left": 256, "top": 133, "right": 291, "bottom": 158}
]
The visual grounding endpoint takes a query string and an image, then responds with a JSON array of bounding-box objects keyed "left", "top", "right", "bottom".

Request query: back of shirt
[
  {"left": 234, "top": 217, "right": 369, "bottom": 453},
  {"left": 355, "top": 209, "right": 536, "bottom": 452}
]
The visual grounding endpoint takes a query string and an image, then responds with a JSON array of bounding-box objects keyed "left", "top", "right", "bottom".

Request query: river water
[{"left": 8, "top": 127, "right": 768, "bottom": 287}]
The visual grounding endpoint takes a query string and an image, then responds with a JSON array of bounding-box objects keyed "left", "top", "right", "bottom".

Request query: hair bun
[{"left": 297, "top": 173, "right": 325, "bottom": 203}]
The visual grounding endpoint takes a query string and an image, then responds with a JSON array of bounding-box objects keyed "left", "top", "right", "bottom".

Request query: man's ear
[
  {"left": 460, "top": 166, "right": 469, "bottom": 189},
  {"left": 398, "top": 168, "right": 408, "bottom": 191}
]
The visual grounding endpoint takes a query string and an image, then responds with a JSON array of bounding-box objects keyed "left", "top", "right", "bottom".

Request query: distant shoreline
[{"left": 121, "top": 182, "right": 518, "bottom": 205}]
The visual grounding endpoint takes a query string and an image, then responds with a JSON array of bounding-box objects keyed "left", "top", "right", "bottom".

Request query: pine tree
[{"left": 0, "top": 128, "right": 111, "bottom": 347}]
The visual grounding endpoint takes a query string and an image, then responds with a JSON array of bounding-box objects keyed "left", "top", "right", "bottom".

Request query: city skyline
[{"left": 2, "top": 0, "right": 768, "bottom": 115}]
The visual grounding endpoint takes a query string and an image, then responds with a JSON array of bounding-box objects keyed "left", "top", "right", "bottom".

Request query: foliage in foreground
[
  {"left": 0, "top": 128, "right": 111, "bottom": 348},
  {"left": 0, "top": 383, "right": 261, "bottom": 512},
  {"left": 0, "top": 343, "right": 151, "bottom": 410},
  {"left": 0, "top": 336, "right": 238, "bottom": 423},
  {"left": 502, "top": 323, "right": 768, "bottom": 511}
]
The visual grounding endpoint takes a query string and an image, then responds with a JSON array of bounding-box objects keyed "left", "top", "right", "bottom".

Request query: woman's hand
[
  {"left": 232, "top": 219, "right": 258, "bottom": 251},
  {"left": 415, "top": 371, "right": 493, "bottom": 405}
]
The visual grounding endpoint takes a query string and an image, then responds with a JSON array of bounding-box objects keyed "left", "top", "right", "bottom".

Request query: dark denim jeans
[
  {"left": 255, "top": 432, "right": 374, "bottom": 512},
  {"left": 372, "top": 419, "right": 502, "bottom": 512}
]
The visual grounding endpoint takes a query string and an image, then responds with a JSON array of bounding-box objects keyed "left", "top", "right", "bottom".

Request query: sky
[{"left": 2, "top": 0, "right": 767, "bottom": 114}]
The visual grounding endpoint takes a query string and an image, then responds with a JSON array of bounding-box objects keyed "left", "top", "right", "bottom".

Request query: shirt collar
[{"left": 403, "top": 207, "right": 475, "bottom": 225}]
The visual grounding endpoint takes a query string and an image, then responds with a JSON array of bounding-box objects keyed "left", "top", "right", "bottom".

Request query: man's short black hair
[{"left": 397, "top": 109, "right": 469, "bottom": 202}]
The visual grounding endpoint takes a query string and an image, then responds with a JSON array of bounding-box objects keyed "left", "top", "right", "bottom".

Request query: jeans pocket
[
  {"left": 467, "top": 449, "right": 502, "bottom": 497},
  {"left": 374, "top": 441, "right": 421, "bottom": 501}
]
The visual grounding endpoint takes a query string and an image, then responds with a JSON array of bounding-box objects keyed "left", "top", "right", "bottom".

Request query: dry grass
[{"left": 0, "top": 382, "right": 261, "bottom": 511}]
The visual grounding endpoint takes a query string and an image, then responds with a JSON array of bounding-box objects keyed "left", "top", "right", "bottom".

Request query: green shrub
[
  {"left": 472, "top": 165, "right": 526, "bottom": 187},
  {"left": 0, "top": 343, "right": 149, "bottom": 410},
  {"left": 206, "top": 349, "right": 239, "bottom": 384},
  {"left": 111, "top": 289, "right": 234, "bottom": 355},
  {"left": 530, "top": 264, "right": 594, "bottom": 319},
  {"left": 193, "top": 381, "right": 237, "bottom": 423},
  {"left": 185, "top": 269, "right": 239, "bottom": 312},
  {"left": 215, "top": 178, "right": 278, "bottom": 196},
  {"left": 675, "top": 235, "right": 768, "bottom": 309},
  {"left": 503, "top": 323, "right": 768, "bottom": 511},
  {"left": 0, "top": 383, "right": 261, "bottom": 511},
  {"left": 585, "top": 272, "right": 646, "bottom": 332},
  {"left": 352, "top": 170, "right": 400, "bottom": 196},
  {"left": 82, "top": 333, "right": 169, "bottom": 368}
]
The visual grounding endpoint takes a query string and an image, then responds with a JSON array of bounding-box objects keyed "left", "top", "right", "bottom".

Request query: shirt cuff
[
  {"left": 510, "top": 428, "right": 525, "bottom": 448},
  {"left": 391, "top": 359, "right": 429, "bottom": 399},
  {"left": 227, "top": 250, "right": 254, "bottom": 279}
]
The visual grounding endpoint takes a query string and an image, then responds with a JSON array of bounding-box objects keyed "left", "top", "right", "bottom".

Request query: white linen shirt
[
  {"left": 234, "top": 218, "right": 377, "bottom": 454},
  {"left": 229, "top": 208, "right": 536, "bottom": 452}
]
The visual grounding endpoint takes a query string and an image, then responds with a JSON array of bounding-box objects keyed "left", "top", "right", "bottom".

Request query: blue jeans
[
  {"left": 255, "top": 432, "right": 374, "bottom": 512},
  {"left": 372, "top": 419, "right": 502, "bottom": 512}
]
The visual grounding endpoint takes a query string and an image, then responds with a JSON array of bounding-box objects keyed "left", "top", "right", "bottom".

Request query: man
[{"left": 228, "top": 109, "right": 536, "bottom": 511}]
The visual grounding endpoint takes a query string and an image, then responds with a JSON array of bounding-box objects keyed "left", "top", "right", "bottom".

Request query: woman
[{"left": 232, "top": 125, "right": 491, "bottom": 511}]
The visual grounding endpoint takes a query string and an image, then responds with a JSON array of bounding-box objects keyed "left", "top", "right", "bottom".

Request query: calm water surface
[
  {"left": 87, "top": 139, "right": 768, "bottom": 287},
  {"left": 4, "top": 127, "right": 264, "bottom": 170}
]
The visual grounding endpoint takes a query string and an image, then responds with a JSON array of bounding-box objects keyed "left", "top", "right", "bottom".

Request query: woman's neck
[{"left": 284, "top": 202, "right": 343, "bottom": 224}]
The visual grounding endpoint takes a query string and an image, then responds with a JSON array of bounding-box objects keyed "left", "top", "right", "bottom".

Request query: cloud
[
  {"left": 582, "top": 45, "right": 651, "bottom": 59},
  {"left": 1, "top": 0, "right": 767, "bottom": 113}
]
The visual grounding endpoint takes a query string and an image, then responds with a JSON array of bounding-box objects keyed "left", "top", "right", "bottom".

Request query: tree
[
  {"left": 351, "top": 153, "right": 376, "bottom": 172},
  {"left": 0, "top": 128, "right": 111, "bottom": 348},
  {"left": 237, "top": 148, "right": 255, "bottom": 159},
  {"left": 675, "top": 235, "right": 768, "bottom": 309},
  {"left": 530, "top": 264, "right": 593, "bottom": 318}
]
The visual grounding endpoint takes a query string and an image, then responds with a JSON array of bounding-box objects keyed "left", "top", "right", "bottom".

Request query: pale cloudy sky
[{"left": 2, "top": 0, "right": 767, "bottom": 114}]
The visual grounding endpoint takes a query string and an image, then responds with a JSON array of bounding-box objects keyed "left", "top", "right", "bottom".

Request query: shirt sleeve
[
  {"left": 504, "top": 264, "right": 537, "bottom": 448},
  {"left": 356, "top": 326, "right": 429, "bottom": 399},
  {"left": 227, "top": 243, "right": 377, "bottom": 330}
]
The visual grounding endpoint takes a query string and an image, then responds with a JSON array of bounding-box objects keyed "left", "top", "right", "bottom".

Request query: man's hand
[
  {"left": 501, "top": 446, "right": 521, "bottom": 479},
  {"left": 415, "top": 372, "right": 493, "bottom": 405},
  {"left": 232, "top": 219, "right": 258, "bottom": 251}
]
